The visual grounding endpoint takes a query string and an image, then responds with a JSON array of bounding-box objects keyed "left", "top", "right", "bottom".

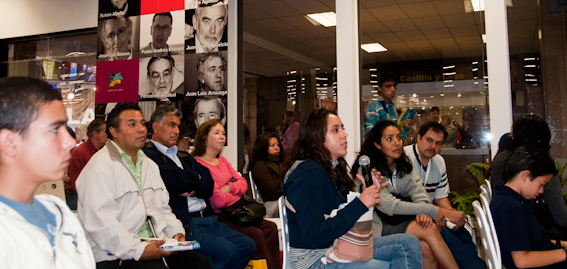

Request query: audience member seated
[
  {"left": 282, "top": 111, "right": 300, "bottom": 153},
  {"left": 353, "top": 120, "right": 458, "bottom": 269},
  {"left": 66, "top": 118, "right": 107, "bottom": 210},
  {"left": 491, "top": 115, "right": 567, "bottom": 240},
  {"left": 250, "top": 132, "right": 283, "bottom": 217},
  {"left": 282, "top": 109, "right": 423, "bottom": 269},
  {"left": 77, "top": 102, "right": 211, "bottom": 269},
  {"left": 0, "top": 77, "right": 95, "bottom": 268},
  {"left": 402, "top": 122, "right": 485, "bottom": 269},
  {"left": 440, "top": 116, "right": 457, "bottom": 148},
  {"left": 143, "top": 105, "right": 255, "bottom": 269},
  {"left": 192, "top": 119, "right": 280, "bottom": 269},
  {"left": 491, "top": 146, "right": 564, "bottom": 269}
]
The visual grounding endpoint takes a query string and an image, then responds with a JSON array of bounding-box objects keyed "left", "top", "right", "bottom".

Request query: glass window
[
  {"left": 360, "top": 0, "right": 489, "bottom": 194},
  {"left": 242, "top": 0, "right": 337, "bottom": 172}
]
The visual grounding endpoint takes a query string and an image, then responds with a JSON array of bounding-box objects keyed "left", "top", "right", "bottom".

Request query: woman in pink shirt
[{"left": 192, "top": 119, "right": 280, "bottom": 269}]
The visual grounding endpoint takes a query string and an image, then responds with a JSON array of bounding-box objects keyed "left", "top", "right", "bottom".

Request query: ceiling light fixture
[
  {"left": 305, "top": 12, "right": 336, "bottom": 27},
  {"left": 464, "top": 0, "right": 513, "bottom": 13},
  {"left": 361, "top": 43, "right": 388, "bottom": 53}
]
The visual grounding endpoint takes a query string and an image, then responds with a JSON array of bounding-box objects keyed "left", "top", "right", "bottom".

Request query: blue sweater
[{"left": 282, "top": 159, "right": 368, "bottom": 249}]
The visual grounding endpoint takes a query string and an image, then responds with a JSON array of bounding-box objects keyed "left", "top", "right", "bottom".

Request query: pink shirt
[{"left": 195, "top": 156, "right": 248, "bottom": 212}]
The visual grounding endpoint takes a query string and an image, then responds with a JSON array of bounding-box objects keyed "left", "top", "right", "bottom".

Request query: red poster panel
[
  {"left": 95, "top": 59, "right": 140, "bottom": 104},
  {"left": 141, "top": 0, "right": 184, "bottom": 15}
]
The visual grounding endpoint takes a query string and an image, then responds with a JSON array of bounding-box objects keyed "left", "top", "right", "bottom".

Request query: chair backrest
[
  {"left": 480, "top": 184, "right": 491, "bottom": 201},
  {"left": 278, "top": 196, "right": 291, "bottom": 269},
  {"left": 249, "top": 171, "right": 264, "bottom": 203},
  {"left": 485, "top": 179, "right": 493, "bottom": 198},
  {"left": 34, "top": 179, "right": 65, "bottom": 201},
  {"left": 473, "top": 200, "right": 501, "bottom": 269},
  {"left": 480, "top": 192, "right": 501, "bottom": 261}
]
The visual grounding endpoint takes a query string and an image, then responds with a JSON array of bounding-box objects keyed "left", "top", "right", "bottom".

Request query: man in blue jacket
[{"left": 143, "top": 104, "right": 255, "bottom": 269}]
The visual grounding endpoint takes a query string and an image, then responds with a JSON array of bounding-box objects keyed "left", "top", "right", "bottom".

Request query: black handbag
[{"left": 220, "top": 194, "right": 266, "bottom": 226}]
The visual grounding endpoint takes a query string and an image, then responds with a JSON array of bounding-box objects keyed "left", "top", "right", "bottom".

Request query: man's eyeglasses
[
  {"left": 105, "top": 26, "right": 129, "bottom": 40},
  {"left": 153, "top": 25, "right": 171, "bottom": 32},
  {"left": 150, "top": 71, "right": 172, "bottom": 80}
]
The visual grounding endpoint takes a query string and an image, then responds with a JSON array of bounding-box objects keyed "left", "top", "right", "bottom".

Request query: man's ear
[
  {"left": 152, "top": 121, "right": 160, "bottom": 134},
  {"left": 109, "top": 126, "right": 119, "bottom": 139},
  {"left": 221, "top": 117, "right": 226, "bottom": 126},
  {"left": 417, "top": 134, "right": 422, "bottom": 141},
  {"left": 0, "top": 129, "right": 20, "bottom": 157}
]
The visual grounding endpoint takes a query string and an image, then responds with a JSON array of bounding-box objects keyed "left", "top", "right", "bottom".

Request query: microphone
[{"left": 358, "top": 155, "right": 373, "bottom": 187}]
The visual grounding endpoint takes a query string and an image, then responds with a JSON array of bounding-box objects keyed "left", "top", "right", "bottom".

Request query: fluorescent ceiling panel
[
  {"left": 362, "top": 43, "right": 388, "bottom": 53},
  {"left": 464, "top": 0, "right": 513, "bottom": 13},
  {"left": 306, "top": 12, "right": 336, "bottom": 27}
]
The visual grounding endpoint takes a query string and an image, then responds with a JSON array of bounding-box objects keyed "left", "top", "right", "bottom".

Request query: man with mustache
[
  {"left": 403, "top": 121, "right": 485, "bottom": 269},
  {"left": 143, "top": 105, "right": 255, "bottom": 269},
  {"left": 187, "top": 4, "right": 228, "bottom": 54},
  {"left": 76, "top": 102, "right": 211, "bottom": 268},
  {"left": 146, "top": 56, "right": 183, "bottom": 98},
  {"left": 0, "top": 77, "right": 95, "bottom": 268}
]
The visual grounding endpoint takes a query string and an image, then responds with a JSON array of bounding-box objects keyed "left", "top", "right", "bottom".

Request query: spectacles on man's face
[
  {"left": 105, "top": 26, "right": 129, "bottom": 40},
  {"left": 152, "top": 25, "right": 171, "bottom": 32},
  {"left": 150, "top": 71, "right": 172, "bottom": 81}
]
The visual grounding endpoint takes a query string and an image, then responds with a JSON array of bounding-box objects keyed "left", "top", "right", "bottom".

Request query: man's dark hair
[
  {"left": 418, "top": 121, "right": 448, "bottom": 142},
  {"left": 431, "top": 107, "right": 440, "bottom": 113},
  {"left": 86, "top": 119, "right": 106, "bottom": 138},
  {"left": 152, "top": 12, "right": 173, "bottom": 25},
  {"left": 149, "top": 104, "right": 181, "bottom": 137},
  {"left": 378, "top": 72, "right": 398, "bottom": 87},
  {"left": 147, "top": 55, "right": 175, "bottom": 77},
  {"left": 106, "top": 102, "right": 142, "bottom": 140},
  {"left": 441, "top": 116, "right": 451, "bottom": 122},
  {"left": 0, "top": 77, "right": 62, "bottom": 136},
  {"left": 511, "top": 115, "right": 551, "bottom": 152},
  {"left": 504, "top": 145, "right": 557, "bottom": 183}
]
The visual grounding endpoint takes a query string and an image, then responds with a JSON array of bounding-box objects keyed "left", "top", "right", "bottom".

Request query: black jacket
[{"left": 143, "top": 142, "right": 215, "bottom": 226}]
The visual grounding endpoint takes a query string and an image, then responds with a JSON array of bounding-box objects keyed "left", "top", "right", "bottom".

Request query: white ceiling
[{"left": 243, "top": 0, "right": 539, "bottom": 77}]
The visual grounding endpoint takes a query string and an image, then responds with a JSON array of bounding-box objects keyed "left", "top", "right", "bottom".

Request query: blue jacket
[
  {"left": 143, "top": 143, "right": 215, "bottom": 226},
  {"left": 282, "top": 159, "right": 368, "bottom": 249}
]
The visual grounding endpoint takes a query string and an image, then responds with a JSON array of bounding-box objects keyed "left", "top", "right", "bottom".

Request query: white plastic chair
[
  {"left": 249, "top": 171, "right": 264, "bottom": 203},
  {"left": 480, "top": 192, "right": 501, "bottom": 261},
  {"left": 480, "top": 184, "right": 491, "bottom": 201},
  {"left": 473, "top": 200, "right": 502, "bottom": 269},
  {"left": 485, "top": 180, "right": 493, "bottom": 198},
  {"left": 278, "top": 196, "right": 291, "bottom": 269}
]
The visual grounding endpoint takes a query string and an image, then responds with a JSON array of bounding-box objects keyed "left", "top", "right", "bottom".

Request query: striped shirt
[{"left": 403, "top": 144, "right": 450, "bottom": 202}]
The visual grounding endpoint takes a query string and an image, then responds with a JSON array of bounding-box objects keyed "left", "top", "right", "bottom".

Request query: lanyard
[{"left": 390, "top": 167, "right": 397, "bottom": 193}]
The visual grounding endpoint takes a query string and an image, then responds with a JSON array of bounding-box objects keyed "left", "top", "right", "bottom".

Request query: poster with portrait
[{"left": 95, "top": 0, "right": 230, "bottom": 141}]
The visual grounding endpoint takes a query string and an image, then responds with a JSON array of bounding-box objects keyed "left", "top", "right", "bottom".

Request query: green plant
[{"left": 450, "top": 162, "right": 490, "bottom": 216}]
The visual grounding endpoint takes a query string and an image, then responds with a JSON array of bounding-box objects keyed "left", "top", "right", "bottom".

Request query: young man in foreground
[{"left": 0, "top": 77, "right": 95, "bottom": 268}]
